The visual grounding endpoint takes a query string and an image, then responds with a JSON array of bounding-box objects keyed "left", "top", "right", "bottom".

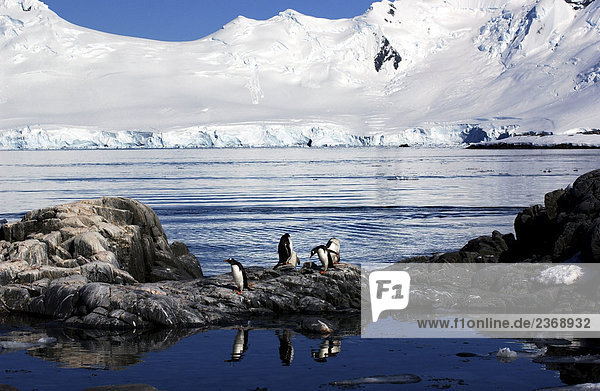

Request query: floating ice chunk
[
  {"left": 496, "top": 347, "right": 517, "bottom": 362},
  {"left": 37, "top": 337, "right": 57, "bottom": 345},
  {"left": 534, "top": 265, "right": 583, "bottom": 285}
]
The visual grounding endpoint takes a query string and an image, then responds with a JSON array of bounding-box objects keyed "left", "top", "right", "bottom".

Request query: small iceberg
[{"left": 496, "top": 347, "right": 518, "bottom": 363}]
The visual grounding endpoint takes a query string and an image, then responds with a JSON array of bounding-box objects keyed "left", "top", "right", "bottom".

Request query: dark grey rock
[
  {"left": 403, "top": 169, "right": 600, "bottom": 264},
  {"left": 0, "top": 262, "right": 359, "bottom": 329}
]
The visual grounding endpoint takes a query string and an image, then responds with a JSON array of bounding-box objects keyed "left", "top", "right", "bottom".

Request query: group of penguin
[{"left": 223, "top": 233, "right": 341, "bottom": 294}]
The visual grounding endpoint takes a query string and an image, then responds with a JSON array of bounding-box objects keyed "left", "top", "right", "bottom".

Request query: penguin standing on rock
[
  {"left": 310, "top": 245, "right": 334, "bottom": 274},
  {"left": 276, "top": 233, "right": 300, "bottom": 268},
  {"left": 224, "top": 258, "right": 248, "bottom": 294},
  {"left": 326, "top": 238, "right": 340, "bottom": 264},
  {"left": 310, "top": 238, "right": 341, "bottom": 274}
]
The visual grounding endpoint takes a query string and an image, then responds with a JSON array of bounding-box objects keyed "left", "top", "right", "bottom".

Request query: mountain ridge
[{"left": 0, "top": 0, "right": 599, "bottom": 149}]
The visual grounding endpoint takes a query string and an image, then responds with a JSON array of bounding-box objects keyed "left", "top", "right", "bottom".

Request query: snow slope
[{"left": 0, "top": 0, "right": 599, "bottom": 149}]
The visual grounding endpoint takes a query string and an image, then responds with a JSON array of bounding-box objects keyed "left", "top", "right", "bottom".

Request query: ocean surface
[{"left": 1, "top": 147, "right": 599, "bottom": 390}]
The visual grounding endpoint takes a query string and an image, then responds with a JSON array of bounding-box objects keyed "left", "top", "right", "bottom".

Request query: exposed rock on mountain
[{"left": 374, "top": 36, "right": 401, "bottom": 72}]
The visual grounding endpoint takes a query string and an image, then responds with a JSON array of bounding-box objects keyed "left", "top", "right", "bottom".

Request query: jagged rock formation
[
  {"left": 374, "top": 36, "right": 402, "bottom": 72},
  {"left": 564, "top": 0, "right": 595, "bottom": 10},
  {"left": 404, "top": 169, "right": 600, "bottom": 264},
  {"left": 512, "top": 169, "right": 600, "bottom": 262},
  {"left": 0, "top": 197, "right": 202, "bottom": 283}
]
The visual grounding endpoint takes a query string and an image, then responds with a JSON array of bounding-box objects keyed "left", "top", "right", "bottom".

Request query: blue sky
[{"left": 42, "top": 1, "right": 379, "bottom": 41}]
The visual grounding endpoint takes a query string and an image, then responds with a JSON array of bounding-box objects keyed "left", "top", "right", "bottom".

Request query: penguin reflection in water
[
  {"left": 223, "top": 258, "right": 248, "bottom": 294},
  {"left": 311, "top": 339, "right": 342, "bottom": 362},
  {"left": 276, "top": 329, "right": 294, "bottom": 366},
  {"left": 225, "top": 329, "right": 248, "bottom": 362},
  {"left": 310, "top": 238, "right": 341, "bottom": 274}
]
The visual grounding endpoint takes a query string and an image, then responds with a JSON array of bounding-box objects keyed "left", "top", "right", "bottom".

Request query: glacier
[
  {"left": 0, "top": 0, "right": 599, "bottom": 149},
  {"left": 0, "top": 123, "right": 515, "bottom": 149}
]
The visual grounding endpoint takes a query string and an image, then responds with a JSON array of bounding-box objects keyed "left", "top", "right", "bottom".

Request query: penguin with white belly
[
  {"left": 310, "top": 238, "right": 341, "bottom": 274},
  {"left": 276, "top": 233, "right": 300, "bottom": 268},
  {"left": 310, "top": 245, "right": 334, "bottom": 274},
  {"left": 224, "top": 258, "right": 248, "bottom": 294}
]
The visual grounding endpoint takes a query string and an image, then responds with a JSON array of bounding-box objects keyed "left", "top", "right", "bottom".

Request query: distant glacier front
[{"left": 0, "top": 123, "right": 519, "bottom": 149}]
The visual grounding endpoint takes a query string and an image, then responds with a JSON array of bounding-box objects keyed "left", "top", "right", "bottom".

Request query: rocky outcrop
[
  {"left": 0, "top": 264, "right": 359, "bottom": 329},
  {"left": 511, "top": 169, "right": 600, "bottom": 262},
  {"left": 374, "top": 36, "right": 401, "bottom": 72},
  {"left": 0, "top": 197, "right": 203, "bottom": 283},
  {"left": 404, "top": 169, "right": 600, "bottom": 264},
  {"left": 0, "top": 197, "right": 360, "bottom": 329}
]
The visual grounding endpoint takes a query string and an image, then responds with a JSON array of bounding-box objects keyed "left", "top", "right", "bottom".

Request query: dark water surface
[
  {"left": 1, "top": 147, "right": 599, "bottom": 390},
  {"left": 0, "top": 325, "right": 565, "bottom": 391}
]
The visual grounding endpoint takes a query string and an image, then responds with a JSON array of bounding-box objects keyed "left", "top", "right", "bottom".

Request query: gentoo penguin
[
  {"left": 277, "top": 233, "right": 300, "bottom": 268},
  {"left": 326, "top": 238, "right": 340, "bottom": 264},
  {"left": 310, "top": 245, "right": 334, "bottom": 274},
  {"left": 223, "top": 258, "right": 248, "bottom": 294}
]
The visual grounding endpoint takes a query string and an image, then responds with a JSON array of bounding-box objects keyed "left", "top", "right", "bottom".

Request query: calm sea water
[
  {"left": 1, "top": 148, "right": 597, "bottom": 275},
  {"left": 1, "top": 147, "right": 599, "bottom": 390}
]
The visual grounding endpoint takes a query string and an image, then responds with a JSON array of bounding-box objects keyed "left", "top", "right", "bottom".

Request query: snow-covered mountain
[{"left": 0, "top": 0, "right": 599, "bottom": 149}]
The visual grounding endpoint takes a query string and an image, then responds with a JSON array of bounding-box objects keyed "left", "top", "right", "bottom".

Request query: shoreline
[{"left": 468, "top": 143, "right": 600, "bottom": 149}]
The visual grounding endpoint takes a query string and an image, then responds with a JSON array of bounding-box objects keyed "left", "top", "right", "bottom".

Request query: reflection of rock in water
[
  {"left": 225, "top": 329, "right": 248, "bottom": 363},
  {"left": 26, "top": 327, "right": 198, "bottom": 370},
  {"left": 311, "top": 339, "right": 341, "bottom": 362},
  {"left": 276, "top": 329, "right": 294, "bottom": 366},
  {"left": 533, "top": 339, "right": 600, "bottom": 386}
]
